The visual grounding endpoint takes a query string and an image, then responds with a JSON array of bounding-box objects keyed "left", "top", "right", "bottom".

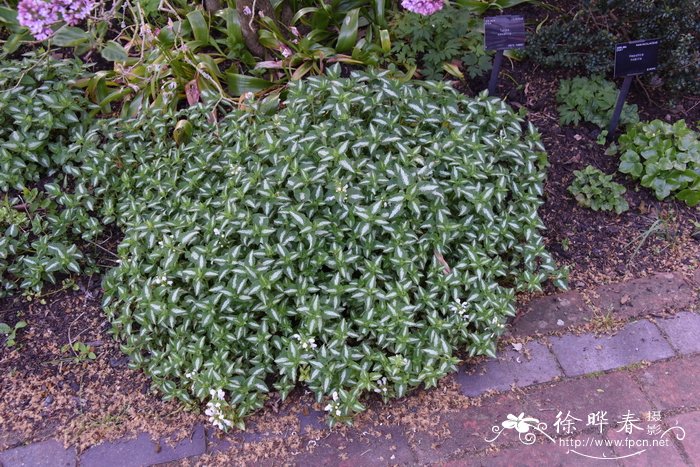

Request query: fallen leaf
[
  {"left": 185, "top": 79, "right": 200, "bottom": 106},
  {"left": 621, "top": 294, "right": 630, "bottom": 305},
  {"left": 511, "top": 342, "right": 523, "bottom": 352}
]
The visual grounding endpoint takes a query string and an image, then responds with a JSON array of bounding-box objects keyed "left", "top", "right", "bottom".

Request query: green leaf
[
  {"left": 675, "top": 188, "right": 700, "bottom": 206},
  {"left": 52, "top": 26, "right": 91, "bottom": 47},
  {"left": 100, "top": 41, "right": 128, "bottom": 62},
  {"left": 225, "top": 73, "right": 273, "bottom": 96},
  {"left": 187, "top": 10, "right": 210, "bottom": 44},
  {"left": 336, "top": 9, "right": 360, "bottom": 53},
  {"left": 173, "top": 120, "right": 193, "bottom": 145}
]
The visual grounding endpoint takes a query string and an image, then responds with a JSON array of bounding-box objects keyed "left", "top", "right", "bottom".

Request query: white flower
[
  {"left": 374, "top": 377, "right": 388, "bottom": 394},
  {"left": 205, "top": 394, "right": 233, "bottom": 431},
  {"left": 243, "top": 6, "right": 252, "bottom": 15},
  {"left": 449, "top": 298, "right": 469, "bottom": 317},
  {"left": 324, "top": 391, "right": 342, "bottom": 417}
]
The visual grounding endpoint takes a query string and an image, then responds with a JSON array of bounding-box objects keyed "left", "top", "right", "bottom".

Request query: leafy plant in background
[
  {"left": 454, "top": 0, "right": 537, "bottom": 14},
  {"left": 0, "top": 55, "right": 107, "bottom": 297},
  {"left": 597, "top": 0, "right": 700, "bottom": 95},
  {"left": 391, "top": 5, "right": 493, "bottom": 80},
  {"left": 556, "top": 75, "right": 638, "bottom": 129},
  {"left": 568, "top": 165, "right": 629, "bottom": 214},
  {"left": 0, "top": 320, "right": 27, "bottom": 347},
  {"left": 0, "top": 3, "right": 32, "bottom": 54},
  {"left": 254, "top": 0, "right": 388, "bottom": 83},
  {"left": 608, "top": 120, "right": 700, "bottom": 206},
  {"left": 89, "top": 67, "right": 565, "bottom": 429},
  {"left": 80, "top": 8, "right": 249, "bottom": 117},
  {"left": 75, "top": 0, "right": 390, "bottom": 115},
  {"left": 527, "top": 1, "right": 700, "bottom": 95},
  {"left": 525, "top": 16, "right": 614, "bottom": 75}
]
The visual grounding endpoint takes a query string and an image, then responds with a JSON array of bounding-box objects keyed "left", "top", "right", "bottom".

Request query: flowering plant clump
[
  {"left": 401, "top": 0, "right": 444, "bottom": 15},
  {"left": 80, "top": 67, "right": 565, "bottom": 428},
  {"left": 17, "top": 0, "right": 95, "bottom": 40}
]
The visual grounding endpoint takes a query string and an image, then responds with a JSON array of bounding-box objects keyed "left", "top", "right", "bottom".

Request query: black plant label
[
  {"left": 614, "top": 39, "right": 659, "bottom": 77},
  {"left": 484, "top": 15, "right": 526, "bottom": 51}
]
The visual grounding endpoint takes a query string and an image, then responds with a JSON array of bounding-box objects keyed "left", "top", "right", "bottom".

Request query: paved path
[{"left": 1, "top": 270, "right": 699, "bottom": 466}]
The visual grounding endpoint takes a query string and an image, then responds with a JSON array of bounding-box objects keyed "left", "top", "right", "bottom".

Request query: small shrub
[
  {"left": 525, "top": 18, "right": 614, "bottom": 75},
  {"left": 391, "top": 6, "right": 493, "bottom": 80},
  {"left": 568, "top": 165, "right": 629, "bottom": 214},
  {"left": 557, "top": 76, "right": 638, "bottom": 129},
  {"left": 94, "top": 68, "right": 566, "bottom": 428},
  {"left": 608, "top": 120, "right": 700, "bottom": 206},
  {"left": 598, "top": 0, "right": 700, "bottom": 95},
  {"left": 527, "top": 2, "right": 700, "bottom": 95}
]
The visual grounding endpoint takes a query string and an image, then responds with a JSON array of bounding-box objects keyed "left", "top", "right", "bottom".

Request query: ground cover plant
[
  {"left": 609, "top": 119, "right": 700, "bottom": 207},
  {"left": 0, "top": 54, "right": 107, "bottom": 297},
  {"left": 83, "top": 68, "right": 567, "bottom": 428},
  {"left": 568, "top": 165, "right": 629, "bottom": 214},
  {"left": 556, "top": 75, "right": 638, "bottom": 129}
]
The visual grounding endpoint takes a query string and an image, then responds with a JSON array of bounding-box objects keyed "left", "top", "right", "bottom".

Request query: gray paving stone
[
  {"left": 590, "top": 272, "right": 695, "bottom": 320},
  {"left": 655, "top": 312, "right": 700, "bottom": 355},
  {"left": 79, "top": 425, "right": 205, "bottom": 467},
  {"left": 511, "top": 291, "right": 593, "bottom": 336},
  {"left": 457, "top": 341, "right": 561, "bottom": 397},
  {"left": 0, "top": 439, "right": 76, "bottom": 467},
  {"left": 550, "top": 320, "right": 675, "bottom": 377}
]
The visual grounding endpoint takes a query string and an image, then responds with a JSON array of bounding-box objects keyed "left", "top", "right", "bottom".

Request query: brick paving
[
  {"left": 1, "top": 270, "right": 699, "bottom": 466},
  {"left": 550, "top": 319, "right": 675, "bottom": 376}
]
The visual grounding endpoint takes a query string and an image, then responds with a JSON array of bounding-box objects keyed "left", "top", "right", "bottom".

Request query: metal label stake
[
  {"left": 488, "top": 50, "right": 504, "bottom": 96},
  {"left": 607, "top": 75, "right": 633, "bottom": 142},
  {"left": 484, "top": 15, "right": 525, "bottom": 97},
  {"left": 607, "top": 39, "right": 659, "bottom": 141}
]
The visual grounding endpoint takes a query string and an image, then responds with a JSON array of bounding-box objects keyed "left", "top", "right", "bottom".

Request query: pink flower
[
  {"left": 401, "top": 0, "right": 444, "bottom": 15},
  {"left": 279, "top": 44, "right": 292, "bottom": 58},
  {"left": 18, "top": 0, "right": 96, "bottom": 40}
]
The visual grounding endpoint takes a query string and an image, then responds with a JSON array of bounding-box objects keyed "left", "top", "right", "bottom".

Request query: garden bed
[{"left": 1, "top": 0, "right": 699, "bottom": 459}]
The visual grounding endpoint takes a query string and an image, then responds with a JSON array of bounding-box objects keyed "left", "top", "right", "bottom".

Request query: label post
[
  {"left": 484, "top": 15, "right": 526, "bottom": 97},
  {"left": 607, "top": 39, "right": 659, "bottom": 141}
]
